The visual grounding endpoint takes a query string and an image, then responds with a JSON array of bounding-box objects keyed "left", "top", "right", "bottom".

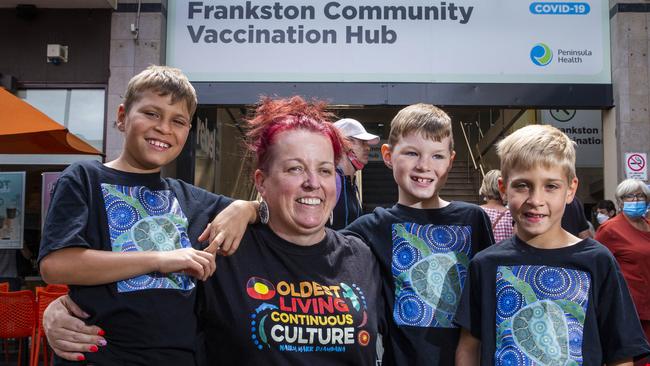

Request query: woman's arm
[
  {"left": 40, "top": 246, "right": 216, "bottom": 285},
  {"left": 43, "top": 295, "right": 106, "bottom": 361}
]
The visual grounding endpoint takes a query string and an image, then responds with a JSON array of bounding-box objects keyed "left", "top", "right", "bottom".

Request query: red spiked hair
[{"left": 246, "top": 96, "right": 347, "bottom": 169}]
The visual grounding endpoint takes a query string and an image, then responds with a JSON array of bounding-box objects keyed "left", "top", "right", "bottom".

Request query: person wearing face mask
[
  {"left": 594, "top": 199, "right": 616, "bottom": 228},
  {"left": 329, "top": 118, "right": 380, "bottom": 230},
  {"left": 596, "top": 179, "right": 650, "bottom": 344}
]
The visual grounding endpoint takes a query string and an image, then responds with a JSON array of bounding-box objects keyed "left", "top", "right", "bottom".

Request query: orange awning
[{"left": 0, "top": 88, "right": 102, "bottom": 155}]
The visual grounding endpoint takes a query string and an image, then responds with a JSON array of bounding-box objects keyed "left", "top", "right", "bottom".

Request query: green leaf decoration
[
  {"left": 340, "top": 283, "right": 360, "bottom": 311},
  {"left": 167, "top": 274, "right": 183, "bottom": 288},
  {"left": 115, "top": 231, "right": 130, "bottom": 244},
  {"left": 394, "top": 224, "right": 431, "bottom": 256},
  {"left": 434, "top": 310, "right": 452, "bottom": 327},
  {"left": 259, "top": 314, "right": 269, "bottom": 345},
  {"left": 554, "top": 299, "right": 586, "bottom": 325},
  {"left": 394, "top": 272, "right": 410, "bottom": 297},
  {"left": 496, "top": 318, "right": 512, "bottom": 349},
  {"left": 500, "top": 267, "right": 537, "bottom": 305},
  {"left": 166, "top": 213, "right": 188, "bottom": 228},
  {"left": 454, "top": 251, "right": 470, "bottom": 268}
]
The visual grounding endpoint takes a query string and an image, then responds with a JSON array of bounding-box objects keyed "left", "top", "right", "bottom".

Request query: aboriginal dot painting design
[
  {"left": 495, "top": 265, "right": 591, "bottom": 366},
  {"left": 391, "top": 223, "right": 472, "bottom": 328},
  {"left": 101, "top": 184, "right": 193, "bottom": 292}
]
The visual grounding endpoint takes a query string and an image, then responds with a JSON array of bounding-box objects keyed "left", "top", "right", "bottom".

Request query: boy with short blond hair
[
  {"left": 39, "top": 65, "right": 255, "bottom": 365},
  {"left": 455, "top": 124, "right": 650, "bottom": 365},
  {"left": 342, "top": 103, "right": 494, "bottom": 365}
]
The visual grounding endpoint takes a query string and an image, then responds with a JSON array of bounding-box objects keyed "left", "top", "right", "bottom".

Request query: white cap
[{"left": 333, "top": 118, "right": 380, "bottom": 145}]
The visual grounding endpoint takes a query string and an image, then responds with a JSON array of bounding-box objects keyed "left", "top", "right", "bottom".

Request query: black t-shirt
[
  {"left": 199, "top": 224, "right": 385, "bottom": 365},
  {"left": 329, "top": 170, "right": 362, "bottom": 230},
  {"left": 341, "top": 202, "right": 494, "bottom": 365},
  {"left": 39, "top": 160, "right": 231, "bottom": 365},
  {"left": 455, "top": 236, "right": 650, "bottom": 365}
]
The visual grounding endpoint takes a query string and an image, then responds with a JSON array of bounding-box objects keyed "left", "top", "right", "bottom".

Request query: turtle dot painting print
[
  {"left": 392, "top": 222, "right": 471, "bottom": 328},
  {"left": 495, "top": 265, "right": 590, "bottom": 365}
]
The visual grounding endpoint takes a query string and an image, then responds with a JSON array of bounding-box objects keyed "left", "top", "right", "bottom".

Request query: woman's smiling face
[{"left": 255, "top": 130, "right": 337, "bottom": 245}]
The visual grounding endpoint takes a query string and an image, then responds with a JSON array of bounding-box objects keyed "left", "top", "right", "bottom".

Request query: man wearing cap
[{"left": 330, "top": 118, "right": 380, "bottom": 230}]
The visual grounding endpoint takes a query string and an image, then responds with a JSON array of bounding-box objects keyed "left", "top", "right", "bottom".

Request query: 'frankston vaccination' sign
[{"left": 167, "top": 0, "right": 610, "bottom": 83}]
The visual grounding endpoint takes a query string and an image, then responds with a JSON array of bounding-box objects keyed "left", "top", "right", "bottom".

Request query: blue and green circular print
[
  {"left": 106, "top": 200, "right": 139, "bottom": 231},
  {"left": 394, "top": 293, "right": 434, "bottom": 327},
  {"left": 495, "top": 345, "right": 531, "bottom": 366},
  {"left": 514, "top": 266, "right": 590, "bottom": 302},
  {"left": 137, "top": 186, "right": 171, "bottom": 215},
  {"left": 393, "top": 241, "right": 421, "bottom": 272},
  {"left": 496, "top": 285, "right": 524, "bottom": 319}
]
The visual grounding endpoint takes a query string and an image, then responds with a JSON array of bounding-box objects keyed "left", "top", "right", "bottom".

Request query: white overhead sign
[
  {"left": 167, "top": 0, "right": 610, "bottom": 83},
  {"left": 540, "top": 109, "right": 602, "bottom": 168}
]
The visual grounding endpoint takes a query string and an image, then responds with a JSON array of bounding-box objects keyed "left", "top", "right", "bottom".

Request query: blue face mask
[{"left": 622, "top": 200, "right": 648, "bottom": 219}]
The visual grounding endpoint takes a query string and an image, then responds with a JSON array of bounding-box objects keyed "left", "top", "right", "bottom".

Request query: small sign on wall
[
  {"left": 540, "top": 109, "right": 602, "bottom": 168},
  {"left": 0, "top": 172, "right": 25, "bottom": 249},
  {"left": 625, "top": 152, "right": 647, "bottom": 181}
]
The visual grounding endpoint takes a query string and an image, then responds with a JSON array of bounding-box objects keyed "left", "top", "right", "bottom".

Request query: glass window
[{"left": 18, "top": 89, "right": 106, "bottom": 152}]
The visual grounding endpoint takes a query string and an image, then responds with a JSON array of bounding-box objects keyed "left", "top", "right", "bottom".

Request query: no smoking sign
[{"left": 625, "top": 153, "right": 648, "bottom": 180}]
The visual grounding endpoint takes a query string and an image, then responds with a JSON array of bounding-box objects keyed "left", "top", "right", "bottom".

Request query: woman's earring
[
  {"left": 329, "top": 211, "right": 334, "bottom": 226},
  {"left": 259, "top": 199, "right": 270, "bottom": 225}
]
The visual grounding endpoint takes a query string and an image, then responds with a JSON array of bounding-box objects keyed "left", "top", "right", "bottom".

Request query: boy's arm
[
  {"left": 39, "top": 246, "right": 216, "bottom": 285},
  {"left": 200, "top": 200, "right": 259, "bottom": 255},
  {"left": 456, "top": 328, "right": 480, "bottom": 366}
]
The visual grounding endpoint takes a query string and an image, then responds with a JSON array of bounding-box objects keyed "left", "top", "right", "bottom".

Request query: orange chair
[
  {"left": 0, "top": 290, "right": 36, "bottom": 366},
  {"left": 0, "top": 282, "right": 10, "bottom": 362},
  {"left": 32, "top": 287, "right": 69, "bottom": 366},
  {"left": 44, "top": 284, "right": 68, "bottom": 293}
]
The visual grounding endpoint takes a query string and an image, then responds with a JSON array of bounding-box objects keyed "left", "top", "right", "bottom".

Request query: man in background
[{"left": 330, "top": 118, "right": 380, "bottom": 230}]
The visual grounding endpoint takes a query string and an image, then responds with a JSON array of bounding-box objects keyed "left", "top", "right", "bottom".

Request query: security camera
[{"left": 46, "top": 44, "right": 68, "bottom": 64}]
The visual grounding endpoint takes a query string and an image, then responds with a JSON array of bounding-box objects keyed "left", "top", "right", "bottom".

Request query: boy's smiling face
[
  {"left": 381, "top": 132, "right": 455, "bottom": 209},
  {"left": 115, "top": 90, "right": 191, "bottom": 173},
  {"left": 500, "top": 164, "right": 578, "bottom": 247}
]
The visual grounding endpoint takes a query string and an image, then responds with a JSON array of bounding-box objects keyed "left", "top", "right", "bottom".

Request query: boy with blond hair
[
  {"left": 39, "top": 65, "right": 256, "bottom": 365},
  {"left": 455, "top": 124, "right": 650, "bottom": 365},
  {"left": 342, "top": 103, "right": 494, "bottom": 365}
]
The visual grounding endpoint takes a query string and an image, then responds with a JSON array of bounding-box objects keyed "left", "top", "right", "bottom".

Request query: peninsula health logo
[{"left": 530, "top": 43, "right": 552, "bottom": 66}]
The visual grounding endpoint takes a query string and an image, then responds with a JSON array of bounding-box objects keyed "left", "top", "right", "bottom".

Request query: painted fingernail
[
  {"left": 77, "top": 355, "right": 86, "bottom": 361},
  {"left": 98, "top": 339, "right": 107, "bottom": 346},
  {"left": 97, "top": 329, "right": 105, "bottom": 336},
  {"left": 89, "top": 345, "right": 98, "bottom": 352}
]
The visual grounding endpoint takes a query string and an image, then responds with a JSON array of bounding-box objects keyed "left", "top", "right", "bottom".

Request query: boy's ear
[
  {"left": 116, "top": 104, "right": 127, "bottom": 132},
  {"left": 380, "top": 144, "right": 393, "bottom": 169},
  {"left": 566, "top": 177, "right": 579, "bottom": 204},
  {"left": 498, "top": 177, "right": 507, "bottom": 200},
  {"left": 254, "top": 169, "right": 267, "bottom": 197}
]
